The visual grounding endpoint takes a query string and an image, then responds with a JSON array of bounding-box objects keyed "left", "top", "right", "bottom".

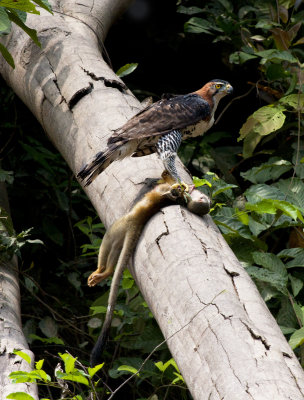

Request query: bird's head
[{"left": 195, "top": 80, "right": 233, "bottom": 104}]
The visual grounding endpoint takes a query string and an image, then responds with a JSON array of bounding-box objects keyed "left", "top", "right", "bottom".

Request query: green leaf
[
  {"left": 116, "top": 63, "right": 138, "bottom": 78},
  {"left": 212, "top": 182, "right": 238, "bottom": 197},
  {"left": 255, "top": 49, "right": 298, "bottom": 63},
  {"left": 59, "top": 353, "right": 76, "bottom": 373},
  {"left": 278, "top": 248, "right": 304, "bottom": 269},
  {"left": 240, "top": 105, "right": 286, "bottom": 140},
  {"left": 193, "top": 176, "right": 212, "bottom": 188},
  {"left": 245, "top": 200, "right": 277, "bottom": 215},
  {"left": 6, "top": 393, "right": 35, "bottom": 400},
  {"left": 35, "top": 359, "right": 44, "bottom": 370},
  {"left": 246, "top": 199, "right": 303, "bottom": 221},
  {"left": 88, "top": 363, "right": 104, "bottom": 378},
  {"left": 155, "top": 361, "right": 166, "bottom": 372},
  {"left": 29, "top": 334, "right": 64, "bottom": 344},
  {"left": 177, "top": 6, "right": 203, "bottom": 15},
  {"left": 7, "top": 9, "right": 40, "bottom": 46},
  {"left": 289, "top": 327, "right": 304, "bottom": 349},
  {"left": 280, "top": 325, "right": 296, "bottom": 335},
  {"left": 184, "top": 17, "right": 214, "bottom": 34},
  {"left": 275, "top": 178, "right": 304, "bottom": 210},
  {"left": 117, "top": 364, "right": 139, "bottom": 376},
  {"left": 214, "top": 207, "right": 253, "bottom": 240},
  {"left": 56, "top": 371, "right": 89, "bottom": 386},
  {"left": 90, "top": 305, "right": 107, "bottom": 315},
  {"left": 266, "top": 64, "right": 287, "bottom": 80},
  {"left": 0, "top": 1, "right": 39, "bottom": 14},
  {"left": 0, "top": 6, "right": 11, "bottom": 32},
  {"left": 39, "top": 316, "right": 58, "bottom": 338},
  {"left": 172, "top": 371, "right": 184, "bottom": 384},
  {"left": 238, "top": 5, "right": 256, "bottom": 19},
  {"left": 122, "top": 276, "right": 134, "bottom": 290},
  {"left": 33, "top": 0, "right": 52, "bottom": 13},
  {"left": 32, "top": 369, "right": 51, "bottom": 382},
  {"left": 246, "top": 266, "right": 288, "bottom": 294},
  {"left": 277, "top": 297, "right": 298, "bottom": 328},
  {"left": 251, "top": 35, "right": 266, "bottom": 42},
  {"left": 217, "top": 0, "right": 233, "bottom": 13},
  {"left": 88, "top": 317, "right": 102, "bottom": 330},
  {"left": 279, "top": 94, "right": 304, "bottom": 110},
  {"left": 242, "top": 130, "right": 263, "bottom": 158},
  {"left": 293, "top": 303, "right": 304, "bottom": 326},
  {"left": 238, "top": 211, "right": 249, "bottom": 226},
  {"left": 165, "top": 358, "right": 180, "bottom": 372},
  {"left": 0, "top": 42, "right": 14, "bottom": 68},
  {"left": 229, "top": 51, "right": 257, "bottom": 65},
  {"left": 9, "top": 370, "right": 42, "bottom": 383},
  {"left": 154, "top": 359, "right": 180, "bottom": 373},
  {"left": 252, "top": 252, "right": 287, "bottom": 275},
  {"left": 254, "top": 280, "right": 280, "bottom": 302},
  {"left": 240, "top": 158, "right": 292, "bottom": 184},
  {"left": 245, "top": 184, "right": 285, "bottom": 204},
  {"left": 13, "top": 350, "right": 31, "bottom": 365},
  {"left": 68, "top": 271, "right": 81, "bottom": 290}
]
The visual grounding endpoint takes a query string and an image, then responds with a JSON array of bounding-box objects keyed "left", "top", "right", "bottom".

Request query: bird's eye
[{"left": 215, "top": 84, "right": 222, "bottom": 89}]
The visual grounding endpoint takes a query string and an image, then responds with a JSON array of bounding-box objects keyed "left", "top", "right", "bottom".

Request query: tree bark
[
  {"left": 0, "top": 183, "right": 38, "bottom": 400},
  {"left": 1, "top": 1, "right": 304, "bottom": 399}
]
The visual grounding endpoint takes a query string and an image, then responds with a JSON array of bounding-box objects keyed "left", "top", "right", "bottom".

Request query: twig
[
  {"left": 106, "top": 290, "right": 225, "bottom": 399},
  {"left": 214, "top": 86, "right": 255, "bottom": 125}
]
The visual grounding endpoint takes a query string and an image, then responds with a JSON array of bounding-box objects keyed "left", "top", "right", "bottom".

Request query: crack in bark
[
  {"left": 223, "top": 264, "right": 240, "bottom": 301},
  {"left": 155, "top": 220, "right": 169, "bottom": 257},
  {"left": 241, "top": 321, "right": 270, "bottom": 351},
  {"left": 212, "top": 380, "right": 223, "bottom": 400},
  {"left": 82, "top": 68, "right": 128, "bottom": 92},
  {"left": 44, "top": 56, "right": 67, "bottom": 107},
  {"left": 68, "top": 82, "right": 94, "bottom": 109},
  {"left": 208, "top": 323, "right": 254, "bottom": 398},
  {"left": 245, "top": 382, "right": 255, "bottom": 400},
  {"left": 196, "top": 292, "right": 231, "bottom": 321},
  {"left": 285, "top": 362, "right": 304, "bottom": 396},
  {"left": 180, "top": 208, "right": 208, "bottom": 255}
]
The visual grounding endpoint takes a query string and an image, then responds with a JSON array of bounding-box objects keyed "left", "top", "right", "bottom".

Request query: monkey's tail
[
  {"left": 77, "top": 140, "right": 128, "bottom": 187},
  {"left": 90, "top": 304, "right": 114, "bottom": 367},
  {"left": 90, "top": 233, "right": 138, "bottom": 367}
]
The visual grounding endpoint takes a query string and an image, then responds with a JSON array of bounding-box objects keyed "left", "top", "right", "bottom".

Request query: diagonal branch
[{"left": 1, "top": 1, "right": 304, "bottom": 399}]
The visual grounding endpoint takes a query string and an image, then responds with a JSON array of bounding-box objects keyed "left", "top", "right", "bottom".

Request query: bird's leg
[{"left": 156, "top": 130, "right": 189, "bottom": 192}]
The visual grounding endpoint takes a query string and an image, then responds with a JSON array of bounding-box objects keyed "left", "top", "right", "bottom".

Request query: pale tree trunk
[
  {"left": 0, "top": 183, "right": 38, "bottom": 400},
  {"left": 1, "top": 1, "right": 304, "bottom": 399}
]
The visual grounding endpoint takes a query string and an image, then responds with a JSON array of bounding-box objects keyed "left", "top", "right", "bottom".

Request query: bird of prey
[{"left": 77, "top": 79, "right": 233, "bottom": 186}]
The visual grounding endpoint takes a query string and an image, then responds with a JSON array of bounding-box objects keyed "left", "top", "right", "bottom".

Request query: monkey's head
[{"left": 187, "top": 188, "right": 211, "bottom": 216}]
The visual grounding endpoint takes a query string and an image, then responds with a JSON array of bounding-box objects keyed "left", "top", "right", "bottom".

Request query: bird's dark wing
[{"left": 108, "top": 94, "right": 211, "bottom": 145}]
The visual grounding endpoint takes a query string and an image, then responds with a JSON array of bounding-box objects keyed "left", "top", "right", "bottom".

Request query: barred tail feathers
[{"left": 77, "top": 141, "right": 129, "bottom": 186}]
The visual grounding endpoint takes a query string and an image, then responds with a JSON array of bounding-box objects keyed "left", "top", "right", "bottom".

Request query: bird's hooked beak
[{"left": 225, "top": 83, "right": 233, "bottom": 94}]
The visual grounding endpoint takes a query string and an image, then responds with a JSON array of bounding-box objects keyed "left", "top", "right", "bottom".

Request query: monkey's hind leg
[
  {"left": 88, "top": 233, "right": 114, "bottom": 287},
  {"left": 88, "top": 244, "right": 120, "bottom": 287},
  {"left": 90, "top": 232, "right": 136, "bottom": 366}
]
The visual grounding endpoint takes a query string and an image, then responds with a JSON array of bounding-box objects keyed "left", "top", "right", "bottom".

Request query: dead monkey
[{"left": 88, "top": 171, "right": 210, "bottom": 366}]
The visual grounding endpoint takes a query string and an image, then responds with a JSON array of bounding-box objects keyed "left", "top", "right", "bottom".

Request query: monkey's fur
[{"left": 88, "top": 171, "right": 210, "bottom": 366}]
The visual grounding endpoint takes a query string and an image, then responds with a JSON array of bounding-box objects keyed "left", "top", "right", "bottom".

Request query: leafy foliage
[
  {"left": 2, "top": 0, "right": 304, "bottom": 399},
  {"left": 180, "top": 0, "right": 304, "bottom": 367},
  {"left": 0, "top": 0, "right": 52, "bottom": 67}
]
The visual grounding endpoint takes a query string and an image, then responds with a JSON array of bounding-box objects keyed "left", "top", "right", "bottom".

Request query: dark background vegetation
[{"left": 1, "top": 0, "right": 304, "bottom": 398}]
